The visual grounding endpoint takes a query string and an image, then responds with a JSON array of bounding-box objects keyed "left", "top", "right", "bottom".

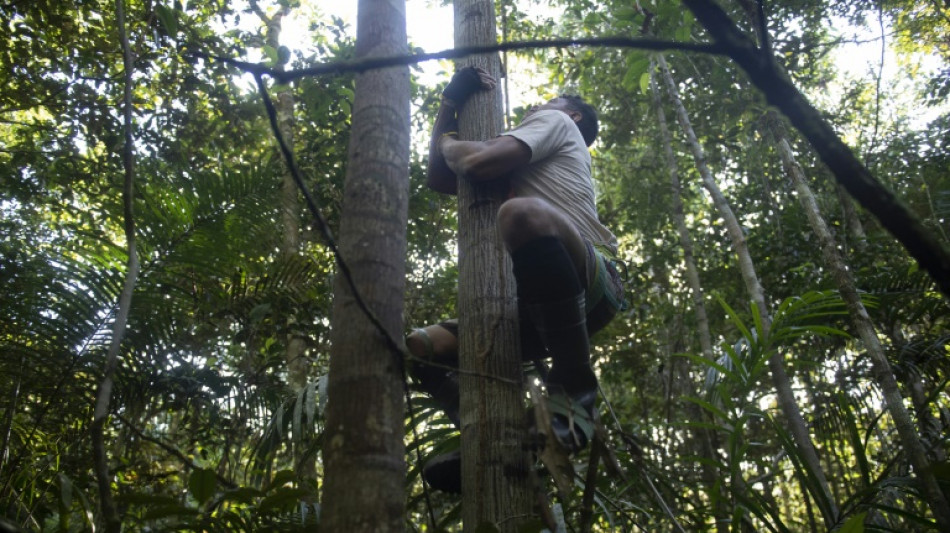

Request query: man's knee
[
  {"left": 497, "top": 198, "right": 559, "bottom": 248},
  {"left": 407, "top": 325, "right": 458, "bottom": 362}
]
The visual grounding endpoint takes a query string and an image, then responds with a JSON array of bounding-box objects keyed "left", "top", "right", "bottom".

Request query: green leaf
[
  {"left": 57, "top": 472, "right": 73, "bottom": 510},
  {"left": 622, "top": 54, "right": 650, "bottom": 93},
  {"left": 143, "top": 504, "right": 198, "bottom": 520},
  {"left": 259, "top": 486, "right": 311, "bottom": 512},
  {"left": 682, "top": 396, "right": 730, "bottom": 422},
  {"left": 155, "top": 4, "right": 179, "bottom": 35},
  {"left": 221, "top": 487, "right": 264, "bottom": 503},
  {"left": 305, "top": 379, "right": 317, "bottom": 424},
  {"left": 188, "top": 468, "right": 217, "bottom": 505},
  {"left": 678, "top": 352, "right": 737, "bottom": 382},
  {"left": 838, "top": 512, "right": 866, "bottom": 533},
  {"left": 639, "top": 72, "right": 651, "bottom": 95},
  {"left": 267, "top": 469, "right": 297, "bottom": 491},
  {"left": 837, "top": 393, "right": 871, "bottom": 487},
  {"left": 117, "top": 492, "right": 181, "bottom": 506},
  {"left": 615, "top": 6, "right": 639, "bottom": 21},
  {"left": 249, "top": 303, "right": 270, "bottom": 324},
  {"left": 262, "top": 45, "right": 279, "bottom": 66}
]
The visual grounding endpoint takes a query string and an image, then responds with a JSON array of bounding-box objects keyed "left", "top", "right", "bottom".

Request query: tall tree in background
[
  {"left": 648, "top": 68, "right": 727, "bottom": 533},
  {"left": 656, "top": 53, "right": 840, "bottom": 525},
  {"left": 321, "top": 0, "right": 410, "bottom": 530},
  {"left": 90, "top": 1, "right": 138, "bottom": 530},
  {"left": 248, "top": 0, "right": 317, "bottom": 488},
  {"left": 770, "top": 115, "right": 950, "bottom": 529},
  {"left": 453, "top": 0, "right": 534, "bottom": 529}
]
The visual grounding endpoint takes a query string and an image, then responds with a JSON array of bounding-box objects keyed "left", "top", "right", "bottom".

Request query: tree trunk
[
  {"left": 834, "top": 182, "right": 868, "bottom": 253},
  {"left": 91, "top": 2, "right": 139, "bottom": 530},
  {"left": 774, "top": 124, "right": 950, "bottom": 530},
  {"left": 250, "top": 1, "right": 313, "bottom": 484},
  {"left": 681, "top": 0, "right": 950, "bottom": 298},
  {"left": 321, "top": 0, "right": 410, "bottom": 530},
  {"left": 454, "top": 0, "right": 533, "bottom": 530},
  {"left": 649, "top": 67, "right": 727, "bottom": 533},
  {"left": 657, "top": 54, "right": 839, "bottom": 527}
]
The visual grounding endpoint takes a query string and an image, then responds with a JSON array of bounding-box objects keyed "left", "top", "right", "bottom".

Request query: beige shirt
[{"left": 502, "top": 110, "right": 618, "bottom": 253}]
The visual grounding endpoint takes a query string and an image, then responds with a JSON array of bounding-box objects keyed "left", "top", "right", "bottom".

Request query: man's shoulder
[{"left": 506, "top": 110, "right": 583, "bottom": 150}]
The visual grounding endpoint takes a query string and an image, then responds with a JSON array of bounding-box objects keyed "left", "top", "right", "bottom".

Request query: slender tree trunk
[
  {"left": 250, "top": 1, "right": 313, "bottom": 483},
  {"left": 0, "top": 356, "right": 23, "bottom": 481},
  {"left": 835, "top": 183, "right": 868, "bottom": 253},
  {"left": 657, "top": 54, "right": 839, "bottom": 527},
  {"left": 90, "top": 2, "right": 139, "bottom": 531},
  {"left": 774, "top": 124, "right": 950, "bottom": 530},
  {"left": 321, "top": 0, "right": 410, "bottom": 530},
  {"left": 650, "top": 66, "right": 714, "bottom": 362},
  {"left": 260, "top": 6, "right": 309, "bottom": 392},
  {"left": 908, "top": 378, "right": 946, "bottom": 463},
  {"left": 681, "top": 0, "right": 950, "bottom": 298},
  {"left": 649, "top": 67, "right": 727, "bottom": 533},
  {"left": 454, "top": 0, "right": 533, "bottom": 530}
]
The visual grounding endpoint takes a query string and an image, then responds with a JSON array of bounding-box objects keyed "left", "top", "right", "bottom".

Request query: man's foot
[
  {"left": 422, "top": 450, "right": 461, "bottom": 493},
  {"left": 545, "top": 386, "right": 597, "bottom": 453}
]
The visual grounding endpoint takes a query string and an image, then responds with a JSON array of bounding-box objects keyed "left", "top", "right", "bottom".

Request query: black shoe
[
  {"left": 545, "top": 387, "right": 597, "bottom": 453},
  {"left": 422, "top": 450, "right": 461, "bottom": 493}
]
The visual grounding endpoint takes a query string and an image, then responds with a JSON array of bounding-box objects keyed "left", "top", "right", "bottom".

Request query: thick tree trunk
[
  {"left": 321, "top": 0, "right": 410, "bottom": 530},
  {"left": 649, "top": 68, "right": 726, "bottom": 533},
  {"left": 454, "top": 0, "right": 533, "bottom": 530},
  {"left": 657, "top": 54, "right": 839, "bottom": 527},
  {"left": 774, "top": 126, "right": 950, "bottom": 530}
]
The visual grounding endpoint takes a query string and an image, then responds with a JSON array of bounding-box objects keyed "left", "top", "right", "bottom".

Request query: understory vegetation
[{"left": 1, "top": 0, "right": 948, "bottom": 531}]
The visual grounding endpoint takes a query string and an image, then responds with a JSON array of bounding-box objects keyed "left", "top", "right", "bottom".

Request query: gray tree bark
[
  {"left": 321, "top": 0, "right": 410, "bottom": 530},
  {"left": 682, "top": 0, "right": 950, "bottom": 298},
  {"left": 657, "top": 54, "right": 840, "bottom": 527},
  {"left": 91, "top": 1, "right": 138, "bottom": 530},
  {"left": 774, "top": 123, "right": 950, "bottom": 530},
  {"left": 835, "top": 183, "right": 868, "bottom": 253},
  {"left": 454, "top": 0, "right": 533, "bottom": 530},
  {"left": 648, "top": 66, "right": 726, "bottom": 533},
  {"left": 250, "top": 2, "right": 313, "bottom": 484}
]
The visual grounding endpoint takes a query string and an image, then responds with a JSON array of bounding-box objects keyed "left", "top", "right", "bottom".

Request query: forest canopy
[{"left": 1, "top": 0, "right": 948, "bottom": 531}]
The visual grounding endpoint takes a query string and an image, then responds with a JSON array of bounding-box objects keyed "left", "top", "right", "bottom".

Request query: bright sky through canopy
[{"left": 304, "top": 0, "right": 454, "bottom": 85}]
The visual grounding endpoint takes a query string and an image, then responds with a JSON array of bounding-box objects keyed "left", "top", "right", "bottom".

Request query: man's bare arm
[
  {"left": 426, "top": 99, "right": 461, "bottom": 195},
  {"left": 425, "top": 67, "right": 498, "bottom": 195},
  {"left": 439, "top": 135, "right": 531, "bottom": 183}
]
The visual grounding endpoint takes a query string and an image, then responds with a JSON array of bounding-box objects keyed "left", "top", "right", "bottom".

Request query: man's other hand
[{"left": 442, "top": 66, "right": 496, "bottom": 106}]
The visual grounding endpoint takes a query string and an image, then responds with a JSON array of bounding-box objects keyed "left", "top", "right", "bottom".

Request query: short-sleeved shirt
[{"left": 501, "top": 110, "right": 618, "bottom": 253}]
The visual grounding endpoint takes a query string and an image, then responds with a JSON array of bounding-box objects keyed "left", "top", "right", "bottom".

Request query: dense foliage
[{"left": 1, "top": 0, "right": 947, "bottom": 531}]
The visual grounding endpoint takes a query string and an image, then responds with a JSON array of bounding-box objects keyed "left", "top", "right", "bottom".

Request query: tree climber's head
[{"left": 524, "top": 95, "right": 599, "bottom": 147}]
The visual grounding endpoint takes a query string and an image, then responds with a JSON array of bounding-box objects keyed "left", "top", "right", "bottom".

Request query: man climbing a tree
[{"left": 407, "top": 67, "right": 625, "bottom": 492}]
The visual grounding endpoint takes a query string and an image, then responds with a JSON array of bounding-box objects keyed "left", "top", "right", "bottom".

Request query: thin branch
[
  {"left": 190, "top": 36, "right": 728, "bottom": 83},
  {"left": 112, "top": 411, "right": 237, "bottom": 489},
  {"left": 91, "top": 1, "right": 139, "bottom": 531},
  {"left": 864, "top": 1, "right": 887, "bottom": 169},
  {"left": 579, "top": 437, "right": 602, "bottom": 533},
  {"left": 756, "top": 0, "right": 770, "bottom": 56}
]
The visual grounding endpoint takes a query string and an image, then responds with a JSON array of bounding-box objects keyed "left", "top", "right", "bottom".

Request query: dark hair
[{"left": 559, "top": 94, "right": 599, "bottom": 146}]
